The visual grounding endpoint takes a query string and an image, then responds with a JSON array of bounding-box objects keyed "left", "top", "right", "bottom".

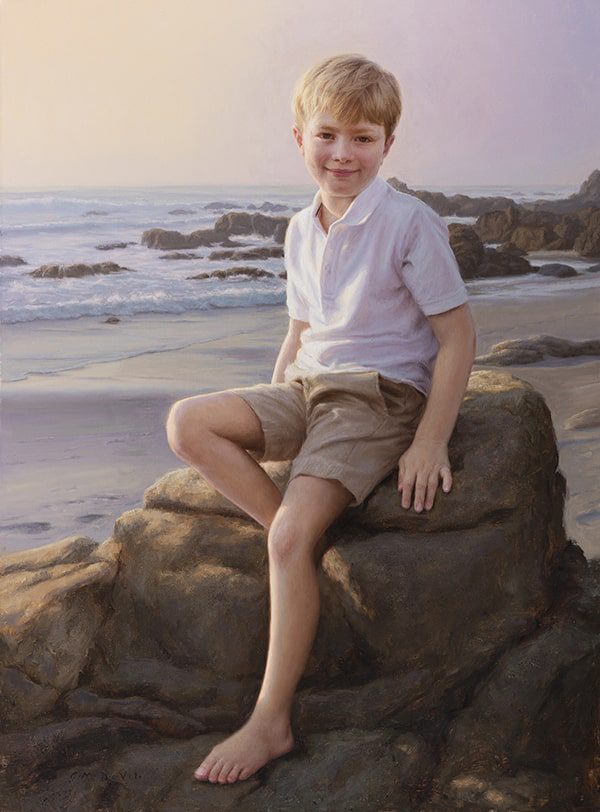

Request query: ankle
[{"left": 251, "top": 701, "right": 292, "bottom": 728}]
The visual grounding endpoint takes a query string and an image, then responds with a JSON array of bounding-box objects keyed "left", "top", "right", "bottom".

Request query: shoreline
[{"left": 1, "top": 293, "right": 599, "bottom": 559}]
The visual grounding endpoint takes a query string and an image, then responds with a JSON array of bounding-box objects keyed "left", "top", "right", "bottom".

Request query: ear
[
  {"left": 292, "top": 125, "right": 304, "bottom": 154},
  {"left": 382, "top": 133, "right": 395, "bottom": 159}
]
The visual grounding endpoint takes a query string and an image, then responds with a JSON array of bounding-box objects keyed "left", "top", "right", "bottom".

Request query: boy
[{"left": 166, "top": 54, "right": 476, "bottom": 785}]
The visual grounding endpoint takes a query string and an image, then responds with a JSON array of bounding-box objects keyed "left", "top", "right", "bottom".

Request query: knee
[
  {"left": 165, "top": 398, "right": 207, "bottom": 460},
  {"left": 267, "top": 512, "right": 314, "bottom": 564}
]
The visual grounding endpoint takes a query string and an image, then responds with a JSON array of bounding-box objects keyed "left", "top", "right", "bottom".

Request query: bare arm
[
  {"left": 271, "top": 318, "right": 310, "bottom": 383},
  {"left": 397, "top": 302, "right": 477, "bottom": 512}
]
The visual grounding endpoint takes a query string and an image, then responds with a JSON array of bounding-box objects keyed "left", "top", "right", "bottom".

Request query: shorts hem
[
  {"left": 288, "top": 457, "right": 394, "bottom": 508},
  {"left": 229, "top": 389, "right": 299, "bottom": 462}
]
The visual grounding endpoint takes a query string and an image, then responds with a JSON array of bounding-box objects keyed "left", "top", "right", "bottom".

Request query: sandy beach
[{"left": 1, "top": 292, "right": 599, "bottom": 560}]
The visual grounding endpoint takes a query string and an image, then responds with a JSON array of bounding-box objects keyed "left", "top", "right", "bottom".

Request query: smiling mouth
[{"left": 327, "top": 169, "right": 356, "bottom": 175}]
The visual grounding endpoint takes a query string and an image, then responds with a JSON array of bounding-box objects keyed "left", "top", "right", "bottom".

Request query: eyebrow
[{"left": 315, "top": 123, "right": 380, "bottom": 134}]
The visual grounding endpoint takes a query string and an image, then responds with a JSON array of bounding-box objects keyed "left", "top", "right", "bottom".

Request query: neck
[{"left": 318, "top": 194, "right": 353, "bottom": 232}]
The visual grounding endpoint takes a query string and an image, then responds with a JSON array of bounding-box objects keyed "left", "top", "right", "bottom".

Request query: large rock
[
  {"left": 573, "top": 207, "right": 600, "bottom": 257},
  {"left": 447, "top": 224, "right": 532, "bottom": 279},
  {"left": 473, "top": 204, "right": 600, "bottom": 257},
  {"left": 0, "top": 535, "right": 120, "bottom": 723},
  {"left": 92, "top": 372, "right": 574, "bottom": 714},
  {"left": 213, "top": 212, "right": 289, "bottom": 243},
  {"left": 1, "top": 370, "right": 599, "bottom": 810}
]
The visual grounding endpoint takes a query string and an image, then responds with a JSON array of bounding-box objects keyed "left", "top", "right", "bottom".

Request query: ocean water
[{"left": 1, "top": 181, "right": 598, "bottom": 329}]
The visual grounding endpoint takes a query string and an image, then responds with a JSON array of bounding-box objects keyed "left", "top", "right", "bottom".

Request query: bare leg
[
  {"left": 194, "top": 474, "right": 354, "bottom": 784},
  {"left": 165, "top": 391, "right": 284, "bottom": 529}
]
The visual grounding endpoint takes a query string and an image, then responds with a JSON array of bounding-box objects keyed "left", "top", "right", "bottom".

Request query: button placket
[{"left": 321, "top": 229, "right": 339, "bottom": 299}]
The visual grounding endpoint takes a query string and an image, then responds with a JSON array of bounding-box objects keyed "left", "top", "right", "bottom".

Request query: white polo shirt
[{"left": 283, "top": 174, "right": 469, "bottom": 397}]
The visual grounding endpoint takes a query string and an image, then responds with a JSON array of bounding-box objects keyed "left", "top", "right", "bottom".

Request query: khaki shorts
[{"left": 227, "top": 363, "right": 427, "bottom": 508}]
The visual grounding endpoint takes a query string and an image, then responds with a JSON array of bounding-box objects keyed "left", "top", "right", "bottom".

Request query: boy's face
[{"left": 293, "top": 111, "right": 395, "bottom": 203}]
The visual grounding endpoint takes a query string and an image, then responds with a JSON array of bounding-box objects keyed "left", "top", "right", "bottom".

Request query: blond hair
[{"left": 292, "top": 54, "right": 402, "bottom": 140}]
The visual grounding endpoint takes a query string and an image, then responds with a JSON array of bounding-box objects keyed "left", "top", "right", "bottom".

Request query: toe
[
  {"left": 227, "top": 764, "right": 242, "bottom": 783},
  {"left": 208, "top": 760, "right": 223, "bottom": 782},
  {"left": 194, "top": 758, "right": 213, "bottom": 781},
  {"left": 217, "top": 762, "right": 233, "bottom": 783}
]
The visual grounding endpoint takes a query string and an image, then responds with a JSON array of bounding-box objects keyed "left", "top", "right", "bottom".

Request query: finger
[
  {"left": 441, "top": 466, "right": 453, "bottom": 493},
  {"left": 397, "top": 459, "right": 404, "bottom": 492},
  {"left": 424, "top": 471, "right": 439, "bottom": 510},
  {"left": 400, "top": 473, "right": 415, "bottom": 509},
  {"left": 413, "top": 474, "right": 429, "bottom": 512}
]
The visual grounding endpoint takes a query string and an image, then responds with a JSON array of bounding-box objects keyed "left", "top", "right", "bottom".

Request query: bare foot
[{"left": 193, "top": 711, "right": 295, "bottom": 784}]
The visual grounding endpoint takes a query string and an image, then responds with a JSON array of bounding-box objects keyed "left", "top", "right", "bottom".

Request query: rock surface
[{"left": 1, "top": 370, "right": 598, "bottom": 810}]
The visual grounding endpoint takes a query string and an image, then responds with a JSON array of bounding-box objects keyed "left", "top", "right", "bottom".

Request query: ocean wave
[{"left": 1, "top": 284, "right": 286, "bottom": 324}]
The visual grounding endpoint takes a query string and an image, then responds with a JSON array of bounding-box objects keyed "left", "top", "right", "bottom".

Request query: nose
[{"left": 331, "top": 137, "right": 353, "bottom": 162}]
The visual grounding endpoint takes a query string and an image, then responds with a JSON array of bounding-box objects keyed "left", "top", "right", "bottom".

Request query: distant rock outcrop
[
  {"left": 538, "top": 262, "right": 578, "bottom": 278},
  {"left": 1, "top": 371, "right": 598, "bottom": 809},
  {"left": 564, "top": 408, "right": 600, "bottom": 430},
  {"left": 208, "top": 246, "right": 284, "bottom": 261},
  {"left": 142, "top": 213, "right": 289, "bottom": 251},
  {"left": 213, "top": 212, "right": 289, "bottom": 244},
  {"left": 387, "top": 169, "right": 600, "bottom": 217},
  {"left": 141, "top": 227, "right": 236, "bottom": 250},
  {"left": 471, "top": 204, "right": 599, "bottom": 257},
  {"left": 95, "top": 241, "right": 136, "bottom": 251},
  {"left": 448, "top": 224, "right": 533, "bottom": 279},
  {"left": 187, "top": 266, "right": 273, "bottom": 280},
  {"left": 475, "top": 335, "right": 600, "bottom": 365},
  {"left": 247, "top": 201, "right": 290, "bottom": 213},
  {"left": 386, "top": 178, "right": 515, "bottom": 217},
  {"left": 29, "top": 262, "right": 134, "bottom": 278},
  {"left": 0, "top": 255, "right": 27, "bottom": 267},
  {"left": 158, "top": 252, "right": 201, "bottom": 260},
  {"left": 528, "top": 168, "right": 600, "bottom": 213}
]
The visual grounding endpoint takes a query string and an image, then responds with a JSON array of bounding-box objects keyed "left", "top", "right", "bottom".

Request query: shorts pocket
[
  {"left": 375, "top": 374, "right": 427, "bottom": 421},
  {"left": 373, "top": 373, "right": 391, "bottom": 417}
]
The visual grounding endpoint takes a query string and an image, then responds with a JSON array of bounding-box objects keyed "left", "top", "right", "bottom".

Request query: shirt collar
[{"left": 310, "top": 174, "right": 388, "bottom": 230}]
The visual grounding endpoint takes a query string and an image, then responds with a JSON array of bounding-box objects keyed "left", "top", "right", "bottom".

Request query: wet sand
[{"left": 1, "top": 292, "right": 598, "bottom": 559}]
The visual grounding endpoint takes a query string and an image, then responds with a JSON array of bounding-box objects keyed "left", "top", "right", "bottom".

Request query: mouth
[{"left": 327, "top": 169, "right": 356, "bottom": 176}]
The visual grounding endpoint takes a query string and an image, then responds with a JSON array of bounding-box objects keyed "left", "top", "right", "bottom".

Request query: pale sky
[{"left": 1, "top": 0, "right": 598, "bottom": 189}]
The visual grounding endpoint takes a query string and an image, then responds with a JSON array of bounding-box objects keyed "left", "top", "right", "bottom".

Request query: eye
[
  {"left": 356, "top": 136, "right": 373, "bottom": 142},
  {"left": 317, "top": 132, "right": 334, "bottom": 139}
]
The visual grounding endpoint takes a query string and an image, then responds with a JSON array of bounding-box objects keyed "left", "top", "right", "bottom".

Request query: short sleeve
[
  {"left": 399, "top": 203, "right": 469, "bottom": 316},
  {"left": 284, "top": 216, "right": 310, "bottom": 321}
]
